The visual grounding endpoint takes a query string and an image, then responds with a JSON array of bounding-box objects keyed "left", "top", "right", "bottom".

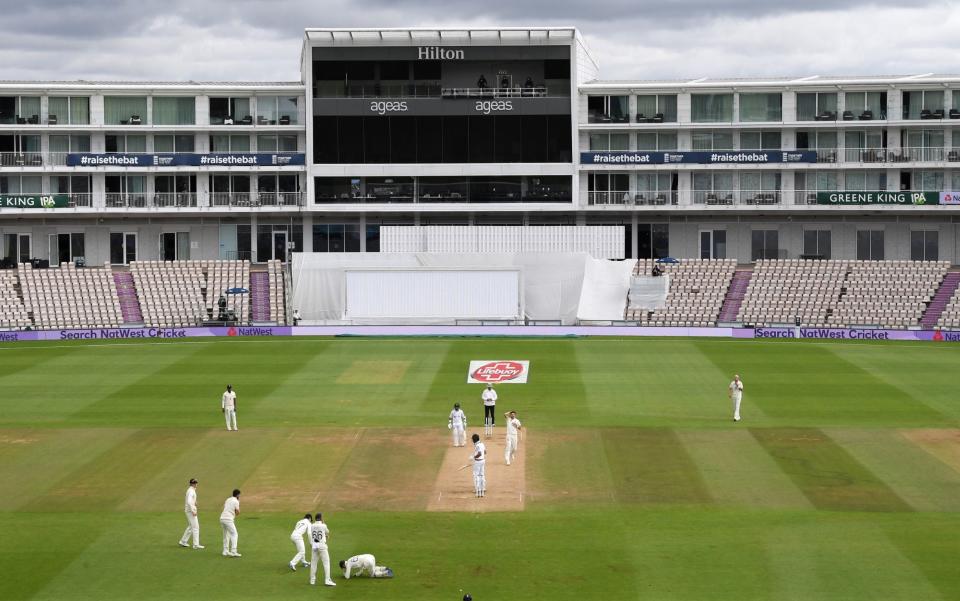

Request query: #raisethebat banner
[{"left": 467, "top": 360, "right": 531, "bottom": 384}]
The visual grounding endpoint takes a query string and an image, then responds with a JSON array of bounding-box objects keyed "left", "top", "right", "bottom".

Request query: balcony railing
[
  {"left": 153, "top": 193, "right": 197, "bottom": 208},
  {"left": 588, "top": 191, "right": 678, "bottom": 206},
  {"left": 66, "top": 193, "right": 93, "bottom": 207},
  {"left": 210, "top": 192, "right": 303, "bottom": 207},
  {"left": 0, "top": 152, "right": 44, "bottom": 166},
  {"left": 313, "top": 82, "right": 560, "bottom": 98},
  {"left": 692, "top": 190, "right": 781, "bottom": 205},
  {"left": 105, "top": 193, "right": 148, "bottom": 208}
]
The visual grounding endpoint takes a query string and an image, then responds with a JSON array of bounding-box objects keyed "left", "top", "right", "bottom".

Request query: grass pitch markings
[
  {"left": 428, "top": 431, "right": 526, "bottom": 512},
  {"left": 603, "top": 428, "right": 712, "bottom": 505},
  {"left": 830, "top": 429, "right": 960, "bottom": 512},
  {"left": 901, "top": 428, "right": 960, "bottom": 472},
  {"left": 677, "top": 429, "right": 812, "bottom": 509},
  {"left": 526, "top": 429, "right": 616, "bottom": 505},
  {"left": 336, "top": 360, "right": 411, "bottom": 384},
  {"left": 750, "top": 427, "right": 912, "bottom": 512}
]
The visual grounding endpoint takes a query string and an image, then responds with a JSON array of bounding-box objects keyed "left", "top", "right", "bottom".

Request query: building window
[
  {"left": 587, "top": 95, "right": 628, "bottom": 123},
  {"left": 0, "top": 96, "right": 40, "bottom": 124},
  {"left": 910, "top": 170, "right": 944, "bottom": 191},
  {"left": 256, "top": 173, "right": 300, "bottom": 206},
  {"left": 312, "top": 224, "right": 361, "bottom": 252},
  {"left": 700, "top": 230, "right": 727, "bottom": 259},
  {"left": 796, "top": 130, "right": 838, "bottom": 162},
  {"left": 2, "top": 233, "right": 31, "bottom": 265},
  {"left": 636, "top": 131, "right": 677, "bottom": 151},
  {"left": 844, "top": 170, "right": 886, "bottom": 191},
  {"left": 636, "top": 224, "right": 669, "bottom": 259},
  {"left": 635, "top": 94, "right": 677, "bottom": 122},
  {"left": 856, "top": 230, "right": 884, "bottom": 260},
  {"left": 47, "top": 97, "right": 89, "bottom": 125},
  {"left": 209, "top": 97, "right": 251, "bottom": 124},
  {"left": 256, "top": 134, "right": 298, "bottom": 152},
  {"left": 51, "top": 175, "right": 92, "bottom": 207},
  {"left": 739, "top": 131, "right": 781, "bottom": 150},
  {"left": 691, "top": 94, "right": 733, "bottom": 122},
  {"left": 159, "top": 232, "right": 190, "bottom": 261},
  {"left": 153, "top": 134, "right": 195, "bottom": 153},
  {"left": 0, "top": 174, "right": 42, "bottom": 194},
  {"left": 153, "top": 97, "right": 196, "bottom": 125},
  {"left": 911, "top": 230, "right": 939, "bottom": 261},
  {"left": 740, "top": 172, "right": 781, "bottom": 204},
  {"left": 636, "top": 173, "right": 677, "bottom": 205},
  {"left": 903, "top": 90, "right": 946, "bottom": 119},
  {"left": 210, "top": 135, "right": 250, "bottom": 153},
  {"left": 256, "top": 96, "right": 299, "bottom": 125},
  {"left": 587, "top": 173, "right": 630, "bottom": 205},
  {"left": 105, "top": 134, "right": 147, "bottom": 153},
  {"left": 739, "top": 93, "right": 782, "bottom": 122},
  {"left": 796, "top": 92, "right": 838, "bottom": 121},
  {"left": 844, "top": 91, "right": 887, "bottom": 120},
  {"left": 902, "top": 130, "right": 944, "bottom": 161},
  {"left": 795, "top": 171, "right": 838, "bottom": 204},
  {"left": 109, "top": 232, "right": 138, "bottom": 265},
  {"left": 589, "top": 132, "right": 629, "bottom": 151},
  {"left": 803, "top": 229, "right": 831, "bottom": 259},
  {"left": 49, "top": 233, "right": 85, "bottom": 265},
  {"left": 154, "top": 175, "right": 196, "bottom": 207},
  {"left": 691, "top": 131, "right": 733, "bottom": 151},
  {"left": 104, "top": 175, "right": 146, "bottom": 207},
  {"left": 48, "top": 134, "right": 90, "bottom": 165},
  {"left": 692, "top": 172, "right": 735, "bottom": 204},
  {"left": 103, "top": 96, "right": 148, "bottom": 125},
  {"left": 751, "top": 230, "right": 779, "bottom": 260}
]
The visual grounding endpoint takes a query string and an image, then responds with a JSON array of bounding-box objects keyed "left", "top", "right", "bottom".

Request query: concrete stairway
[
  {"left": 719, "top": 269, "right": 752, "bottom": 322},
  {"left": 113, "top": 271, "right": 143, "bottom": 324},
  {"left": 921, "top": 272, "right": 960, "bottom": 328},
  {"left": 250, "top": 271, "right": 270, "bottom": 322}
]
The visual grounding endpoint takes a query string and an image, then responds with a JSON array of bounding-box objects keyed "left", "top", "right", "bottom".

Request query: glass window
[
  {"left": 103, "top": 96, "right": 148, "bottom": 125},
  {"left": 911, "top": 230, "right": 938, "bottom": 261},
  {"left": 209, "top": 97, "right": 251, "bottom": 124},
  {"left": 856, "top": 230, "right": 884, "bottom": 260},
  {"left": 844, "top": 92, "right": 887, "bottom": 119},
  {"left": 692, "top": 131, "right": 733, "bottom": 151},
  {"left": 903, "top": 90, "right": 946, "bottom": 119},
  {"left": 739, "top": 93, "right": 782, "bottom": 122},
  {"left": 47, "top": 97, "right": 89, "bottom": 125},
  {"left": 691, "top": 94, "right": 733, "bottom": 122},
  {"left": 635, "top": 94, "right": 677, "bottom": 122},
  {"left": 751, "top": 229, "right": 779, "bottom": 260},
  {"left": 803, "top": 229, "right": 831, "bottom": 259},
  {"left": 740, "top": 131, "right": 781, "bottom": 150},
  {"left": 796, "top": 92, "right": 837, "bottom": 121},
  {"left": 153, "top": 97, "right": 195, "bottom": 125},
  {"left": 589, "top": 132, "right": 629, "bottom": 151},
  {"left": 587, "top": 95, "right": 628, "bottom": 123}
]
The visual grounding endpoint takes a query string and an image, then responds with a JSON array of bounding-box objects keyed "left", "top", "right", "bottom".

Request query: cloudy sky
[{"left": 0, "top": 0, "right": 956, "bottom": 82}]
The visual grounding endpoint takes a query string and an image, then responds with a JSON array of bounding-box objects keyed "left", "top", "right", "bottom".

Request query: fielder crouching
[{"left": 339, "top": 553, "right": 394, "bottom": 579}]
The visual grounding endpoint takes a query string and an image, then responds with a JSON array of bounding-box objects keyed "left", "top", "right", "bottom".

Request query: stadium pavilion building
[{"left": 2, "top": 26, "right": 960, "bottom": 265}]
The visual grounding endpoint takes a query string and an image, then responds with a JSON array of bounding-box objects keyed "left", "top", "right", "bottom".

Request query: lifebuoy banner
[{"left": 467, "top": 360, "right": 530, "bottom": 384}]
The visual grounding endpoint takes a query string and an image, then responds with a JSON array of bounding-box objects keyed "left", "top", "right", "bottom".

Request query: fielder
[
  {"left": 222, "top": 384, "right": 238, "bottom": 431},
  {"left": 309, "top": 512, "right": 335, "bottom": 587},
  {"left": 481, "top": 383, "right": 498, "bottom": 437},
  {"left": 219, "top": 489, "right": 241, "bottom": 557},
  {"left": 729, "top": 374, "right": 744, "bottom": 422},
  {"left": 339, "top": 553, "right": 394, "bottom": 579},
  {"left": 471, "top": 433, "right": 486, "bottom": 498},
  {"left": 288, "top": 513, "right": 313, "bottom": 571},
  {"left": 503, "top": 410, "right": 522, "bottom": 465},
  {"left": 448, "top": 403, "right": 467, "bottom": 447},
  {"left": 178, "top": 478, "right": 204, "bottom": 549}
]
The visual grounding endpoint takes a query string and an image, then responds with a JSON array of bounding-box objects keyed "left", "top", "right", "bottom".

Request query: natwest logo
[{"left": 467, "top": 360, "right": 530, "bottom": 384}]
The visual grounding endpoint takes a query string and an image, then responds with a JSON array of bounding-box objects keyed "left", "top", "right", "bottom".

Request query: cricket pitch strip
[{"left": 427, "top": 431, "right": 527, "bottom": 512}]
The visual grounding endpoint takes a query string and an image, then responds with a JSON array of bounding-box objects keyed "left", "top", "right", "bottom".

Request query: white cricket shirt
[
  {"left": 310, "top": 521, "right": 330, "bottom": 550},
  {"left": 473, "top": 441, "right": 486, "bottom": 464},
  {"left": 506, "top": 416, "right": 522, "bottom": 438},
  {"left": 481, "top": 388, "right": 498, "bottom": 406},
  {"left": 220, "top": 496, "right": 240, "bottom": 521},
  {"left": 450, "top": 409, "right": 465, "bottom": 427},
  {"left": 291, "top": 518, "right": 311, "bottom": 539},
  {"left": 184, "top": 486, "right": 197, "bottom": 513},
  {"left": 729, "top": 380, "right": 744, "bottom": 399},
  {"left": 222, "top": 390, "right": 237, "bottom": 410},
  {"left": 343, "top": 554, "right": 376, "bottom": 579}
]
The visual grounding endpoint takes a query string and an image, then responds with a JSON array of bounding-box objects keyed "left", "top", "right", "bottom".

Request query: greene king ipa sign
[
  {"left": 0, "top": 194, "right": 70, "bottom": 209},
  {"left": 815, "top": 191, "right": 940, "bottom": 205},
  {"left": 467, "top": 360, "right": 530, "bottom": 384}
]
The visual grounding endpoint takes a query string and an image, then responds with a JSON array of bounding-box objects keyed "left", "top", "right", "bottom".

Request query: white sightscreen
[{"left": 344, "top": 270, "right": 521, "bottom": 320}]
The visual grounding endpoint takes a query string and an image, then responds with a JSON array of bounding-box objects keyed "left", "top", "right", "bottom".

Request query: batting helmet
[{"left": 463, "top": 595, "right": 473, "bottom": 601}]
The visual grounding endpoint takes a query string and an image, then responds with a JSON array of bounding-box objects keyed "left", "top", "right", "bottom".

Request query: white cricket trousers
[
  {"left": 310, "top": 547, "right": 331, "bottom": 584},
  {"left": 224, "top": 409, "right": 237, "bottom": 430},
  {"left": 452, "top": 425, "right": 465, "bottom": 446},
  {"left": 732, "top": 394, "right": 742, "bottom": 421},
  {"left": 505, "top": 435, "right": 518, "bottom": 465},
  {"left": 220, "top": 519, "right": 238, "bottom": 554},
  {"left": 179, "top": 511, "right": 199, "bottom": 547},
  {"left": 290, "top": 536, "right": 306, "bottom": 566},
  {"left": 472, "top": 461, "right": 486, "bottom": 495}
]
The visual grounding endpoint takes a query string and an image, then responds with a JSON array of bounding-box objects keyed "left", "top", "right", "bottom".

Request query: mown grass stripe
[
  {"left": 751, "top": 427, "right": 911, "bottom": 512},
  {"left": 603, "top": 428, "right": 712, "bottom": 505}
]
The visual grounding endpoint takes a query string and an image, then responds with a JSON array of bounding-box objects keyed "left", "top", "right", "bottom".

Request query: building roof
[
  {"left": 582, "top": 74, "right": 960, "bottom": 89},
  {"left": 0, "top": 81, "right": 303, "bottom": 91}
]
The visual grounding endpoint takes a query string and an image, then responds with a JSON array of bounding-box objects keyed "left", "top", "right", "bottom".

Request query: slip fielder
[
  {"left": 177, "top": 478, "right": 204, "bottom": 549},
  {"left": 219, "top": 488, "right": 241, "bottom": 557},
  {"left": 449, "top": 402, "right": 467, "bottom": 447},
  {"left": 289, "top": 513, "right": 313, "bottom": 571},
  {"left": 309, "top": 512, "right": 335, "bottom": 587},
  {"left": 221, "top": 384, "right": 238, "bottom": 431}
]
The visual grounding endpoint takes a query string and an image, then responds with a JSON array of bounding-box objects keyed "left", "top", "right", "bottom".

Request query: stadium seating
[
  {"left": 18, "top": 262, "right": 123, "bottom": 329},
  {"left": 266, "top": 260, "right": 287, "bottom": 324},
  {"left": 0, "top": 270, "right": 30, "bottom": 330},
  {"left": 937, "top": 288, "right": 960, "bottom": 329},
  {"left": 829, "top": 261, "right": 949, "bottom": 328},
  {"left": 131, "top": 260, "right": 207, "bottom": 328},
  {"left": 205, "top": 260, "right": 250, "bottom": 325},
  {"left": 737, "top": 259, "right": 847, "bottom": 327},
  {"left": 626, "top": 259, "right": 736, "bottom": 326}
]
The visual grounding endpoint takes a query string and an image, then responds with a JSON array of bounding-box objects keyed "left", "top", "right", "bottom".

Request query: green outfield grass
[{"left": 1, "top": 336, "right": 959, "bottom": 600}]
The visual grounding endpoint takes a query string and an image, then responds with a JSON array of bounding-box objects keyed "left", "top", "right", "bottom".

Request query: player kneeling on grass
[
  {"left": 339, "top": 554, "right": 394, "bottom": 579},
  {"left": 289, "top": 513, "right": 313, "bottom": 571},
  {"left": 309, "top": 512, "right": 335, "bottom": 587}
]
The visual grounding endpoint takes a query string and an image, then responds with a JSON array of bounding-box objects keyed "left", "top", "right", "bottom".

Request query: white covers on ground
[
  {"left": 576, "top": 259, "right": 637, "bottom": 320},
  {"left": 291, "top": 252, "right": 627, "bottom": 325},
  {"left": 380, "top": 226, "right": 625, "bottom": 259},
  {"left": 628, "top": 275, "right": 670, "bottom": 311}
]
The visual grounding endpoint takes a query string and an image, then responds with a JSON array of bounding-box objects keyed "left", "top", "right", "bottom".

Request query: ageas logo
[{"left": 471, "top": 361, "right": 524, "bottom": 383}]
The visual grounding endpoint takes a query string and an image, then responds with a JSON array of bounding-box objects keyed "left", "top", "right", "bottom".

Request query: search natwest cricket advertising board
[{"left": 467, "top": 360, "right": 531, "bottom": 384}]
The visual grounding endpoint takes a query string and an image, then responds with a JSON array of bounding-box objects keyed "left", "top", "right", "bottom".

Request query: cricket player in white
[
  {"left": 339, "top": 553, "right": 394, "bottom": 579},
  {"left": 178, "top": 478, "right": 204, "bottom": 549},
  {"left": 309, "top": 512, "right": 335, "bottom": 586},
  {"left": 222, "top": 384, "right": 238, "bottom": 431},
  {"left": 288, "top": 513, "right": 313, "bottom": 571},
  {"left": 503, "top": 410, "right": 522, "bottom": 465},
  {"left": 471, "top": 433, "right": 486, "bottom": 497},
  {"left": 449, "top": 403, "right": 467, "bottom": 447},
  {"left": 729, "top": 374, "right": 744, "bottom": 422},
  {"left": 481, "top": 383, "right": 498, "bottom": 437},
  {"left": 219, "top": 489, "right": 241, "bottom": 557}
]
